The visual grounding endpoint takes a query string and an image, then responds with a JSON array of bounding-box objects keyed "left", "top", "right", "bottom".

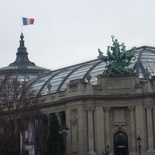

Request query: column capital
[
  {"left": 85, "top": 103, "right": 95, "bottom": 111},
  {"left": 55, "top": 111, "right": 65, "bottom": 117},
  {"left": 144, "top": 105, "right": 154, "bottom": 110},
  {"left": 104, "top": 107, "right": 111, "bottom": 111},
  {"left": 128, "top": 106, "right": 135, "bottom": 111},
  {"left": 55, "top": 112, "right": 60, "bottom": 117}
]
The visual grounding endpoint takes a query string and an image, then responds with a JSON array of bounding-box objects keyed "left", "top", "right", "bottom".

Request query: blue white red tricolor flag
[{"left": 22, "top": 17, "right": 34, "bottom": 26}]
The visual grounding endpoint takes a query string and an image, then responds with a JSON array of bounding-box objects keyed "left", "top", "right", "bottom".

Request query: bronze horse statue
[
  {"left": 98, "top": 48, "right": 108, "bottom": 64},
  {"left": 125, "top": 47, "right": 136, "bottom": 62}
]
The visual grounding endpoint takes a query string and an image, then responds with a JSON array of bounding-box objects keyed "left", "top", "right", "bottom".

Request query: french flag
[{"left": 22, "top": 17, "right": 34, "bottom": 26}]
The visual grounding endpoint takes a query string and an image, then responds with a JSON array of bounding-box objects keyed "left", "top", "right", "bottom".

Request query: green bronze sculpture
[{"left": 98, "top": 36, "right": 136, "bottom": 76}]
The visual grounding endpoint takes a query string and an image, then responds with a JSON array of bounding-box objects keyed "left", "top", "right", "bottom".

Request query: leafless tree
[{"left": 0, "top": 73, "right": 48, "bottom": 155}]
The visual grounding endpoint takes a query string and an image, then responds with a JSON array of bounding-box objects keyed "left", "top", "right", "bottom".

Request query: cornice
[{"left": 41, "top": 92, "right": 155, "bottom": 108}]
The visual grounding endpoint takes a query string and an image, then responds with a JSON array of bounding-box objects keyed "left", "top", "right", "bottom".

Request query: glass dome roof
[
  {"left": 0, "top": 33, "right": 49, "bottom": 82},
  {"left": 24, "top": 46, "right": 155, "bottom": 97}
]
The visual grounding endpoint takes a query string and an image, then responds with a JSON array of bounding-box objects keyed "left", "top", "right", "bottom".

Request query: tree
[
  {"left": 0, "top": 74, "right": 23, "bottom": 154},
  {"left": 0, "top": 73, "right": 47, "bottom": 155},
  {"left": 47, "top": 113, "right": 64, "bottom": 155}
]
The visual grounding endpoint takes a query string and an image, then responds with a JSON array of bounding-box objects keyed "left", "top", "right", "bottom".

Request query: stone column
[
  {"left": 55, "top": 112, "right": 61, "bottom": 125},
  {"left": 145, "top": 105, "right": 155, "bottom": 152},
  {"left": 128, "top": 106, "right": 136, "bottom": 154},
  {"left": 104, "top": 107, "right": 110, "bottom": 146},
  {"left": 66, "top": 109, "right": 71, "bottom": 154},
  {"left": 20, "top": 131, "right": 23, "bottom": 155},
  {"left": 46, "top": 113, "right": 50, "bottom": 127},
  {"left": 86, "top": 105, "right": 96, "bottom": 155}
]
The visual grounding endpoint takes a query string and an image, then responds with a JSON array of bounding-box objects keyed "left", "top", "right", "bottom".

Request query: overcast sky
[{"left": 0, "top": 0, "right": 155, "bottom": 70}]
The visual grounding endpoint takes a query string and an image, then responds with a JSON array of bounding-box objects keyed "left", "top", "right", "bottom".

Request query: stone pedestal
[{"left": 97, "top": 73, "right": 139, "bottom": 95}]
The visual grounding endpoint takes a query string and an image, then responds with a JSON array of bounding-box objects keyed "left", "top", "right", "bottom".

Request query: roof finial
[
  {"left": 19, "top": 33, "right": 25, "bottom": 48},
  {"left": 20, "top": 33, "right": 24, "bottom": 40}
]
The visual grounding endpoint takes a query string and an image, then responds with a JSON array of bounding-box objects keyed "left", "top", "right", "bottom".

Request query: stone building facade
[
  {"left": 39, "top": 73, "right": 155, "bottom": 155},
  {"left": 0, "top": 34, "right": 155, "bottom": 155}
]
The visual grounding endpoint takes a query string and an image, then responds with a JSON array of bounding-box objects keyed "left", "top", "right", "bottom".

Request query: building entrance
[{"left": 114, "top": 131, "right": 129, "bottom": 155}]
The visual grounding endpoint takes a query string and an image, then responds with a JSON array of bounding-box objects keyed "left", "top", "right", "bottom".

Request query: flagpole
[{"left": 21, "top": 17, "right": 23, "bottom": 33}]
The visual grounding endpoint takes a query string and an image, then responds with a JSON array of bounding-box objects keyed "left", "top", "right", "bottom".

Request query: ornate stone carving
[
  {"left": 86, "top": 73, "right": 92, "bottom": 83},
  {"left": 145, "top": 68, "right": 151, "bottom": 80},
  {"left": 47, "top": 81, "right": 52, "bottom": 92}
]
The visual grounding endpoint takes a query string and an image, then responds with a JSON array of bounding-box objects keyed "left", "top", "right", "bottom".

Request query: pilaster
[
  {"left": 78, "top": 106, "right": 87, "bottom": 154},
  {"left": 86, "top": 104, "right": 96, "bottom": 155},
  {"left": 135, "top": 105, "right": 145, "bottom": 154},
  {"left": 145, "top": 105, "right": 155, "bottom": 152},
  {"left": 104, "top": 107, "right": 111, "bottom": 147},
  {"left": 95, "top": 106, "right": 105, "bottom": 155},
  {"left": 128, "top": 106, "right": 136, "bottom": 155}
]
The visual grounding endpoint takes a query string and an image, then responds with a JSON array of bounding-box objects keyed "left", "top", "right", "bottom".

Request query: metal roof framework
[{"left": 23, "top": 46, "right": 155, "bottom": 96}]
